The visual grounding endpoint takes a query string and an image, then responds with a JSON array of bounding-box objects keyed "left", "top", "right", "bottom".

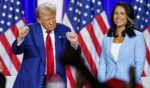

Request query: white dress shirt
[{"left": 111, "top": 42, "right": 122, "bottom": 62}]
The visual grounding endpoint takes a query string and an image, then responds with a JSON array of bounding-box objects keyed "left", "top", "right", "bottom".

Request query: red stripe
[
  {"left": 78, "top": 33, "right": 98, "bottom": 76},
  {"left": 96, "top": 15, "right": 108, "bottom": 34},
  {"left": 147, "top": 26, "right": 150, "bottom": 33},
  {"left": 141, "top": 71, "right": 146, "bottom": 77},
  {"left": 66, "top": 66, "right": 75, "bottom": 88},
  {"left": 0, "top": 35, "right": 21, "bottom": 72},
  {"left": 0, "top": 56, "right": 11, "bottom": 76},
  {"left": 146, "top": 45, "right": 150, "bottom": 65},
  {"left": 11, "top": 25, "right": 19, "bottom": 38},
  {"left": 86, "top": 24, "right": 102, "bottom": 56}
]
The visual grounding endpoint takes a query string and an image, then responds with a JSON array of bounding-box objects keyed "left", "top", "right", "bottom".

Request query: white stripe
[
  {"left": 4, "top": 28, "right": 23, "bottom": 63},
  {"left": 16, "top": 20, "right": 25, "bottom": 30},
  {"left": 80, "top": 28, "right": 100, "bottom": 69},
  {"left": 0, "top": 42, "right": 17, "bottom": 75},
  {"left": 144, "top": 29, "right": 150, "bottom": 52},
  {"left": 81, "top": 52, "right": 91, "bottom": 71},
  {"left": 63, "top": 14, "right": 75, "bottom": 33},
  {"left": 101, "top": 11, "right": 110, "bottom": 29},
  {"left": 144, "top": 59, "right": 150, "bottom": 76},
  {"left": 70, "top": 66, "right": 76, "bottom": 80},
  {"left": 38, "top": 0, "right": 64, "bottom": 23},
  {"left": 91, "top": 18, "right": 104, "bottom": 45},
  {"left": 67, "top": 77, "right": 71, "bottom": 88}
]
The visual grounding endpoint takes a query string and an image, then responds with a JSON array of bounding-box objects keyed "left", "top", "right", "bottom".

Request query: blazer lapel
[
  {"left": 117, "top": 35, "right": 131, "bottom": 62},
  {"left": 107, "top": 37, "right": 116, "bottom": 62},
  {"left": 31, "top": 23, "right": 46, "bottom": 65}
]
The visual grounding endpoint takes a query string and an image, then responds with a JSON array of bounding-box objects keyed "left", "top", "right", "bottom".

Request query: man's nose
[{"left": 49, "top": 20, "right": 53, "bottom": 25}]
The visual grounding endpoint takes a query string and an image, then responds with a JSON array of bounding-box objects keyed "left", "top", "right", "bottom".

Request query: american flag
[
  {"left": 63, "top": 0, "right": 109, "bottom": 87},
  {"left": 132, "top": 0, "right": 150, "bottom": 77},
  {"left": 0, "top": 0, "right": 25, "bottom": 75}
]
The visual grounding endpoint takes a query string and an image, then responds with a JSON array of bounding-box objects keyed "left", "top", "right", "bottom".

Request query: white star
[
  {"left": 22, "top": 11, "right": 24, "bottom": 14},
  {"left": 0, "top": 28, "right": 3, "bottom": 32},
  {"left": 77, "top": 27, "right": 79, "bottom": 30},
  {"left": 92, "top": 0, "right": 95, "bottom": 3},
  {"left": 140, "top": 25, "right": 144, "bottom": 29},
  {"left": 97, "top": 1, "right": 101, "bottom": 5},
  {"left": 79, "top": 3, "right": 83, "bottom": 7},
  {"left": 15, "top": 16, "right": 19, "bottom": 20},
  {"left": 138, "top": 8, "right": 141, "bottom": 11},
  {"left": 77, "top": 2, "right": 80, "bottom": 5},
  {"left": 134, "top": 6, "right": 137, "bottom": 10},
  {"left": 145, "top": 19, "right": 148, "bottom": 23},
  {"left": 9, "top": 7, "right": 13, "bottom": 11},
  {"left": 5, "top": 0, "right": 8, "bottom": 2},
  {"left": 3, "top": 5, "right": 7, "bottom": 9},
  {"left": 84, "top": 13, "right": 88, "bottom": 17},
  {"left": 91, "top": 15, "right": 93, "bottom": 18},
  {"left": 69, "top": 7, "right": 73, "bottom": 11},
  {"left": 97, "top": 9, "right": 100, "bottom": 13},
  {"left": 2, "top": 13, "right": 6, "bottom": 17},
  {"left": 74, "top": 17, "right": 77, "bottom": 21},
  {"left": 82, "top": 20, "right": 86, "bottom": 24},
  {"left": 16, "top": 1, "right": 20, "bottom": 5},
  {"left": 78, "top": 19, "right": 80, "bottom": 22},
  {"left": 147, "top": 4, "right": 150, "bottom": 7},
  {"left": 136, "top": 0, "right": 140, "bottom": 2},
  {"left": 7, "top": 22, "right": 11, "bottom": 26},
  {"left": 11, "top": 0, "right": 14, "bottom": 3},
  {"left": 140, "top": 0, "right": 143, "bottom": 3},
  {"left": 85, "top": 5, "right": 89, "bottom": 9},
  {"left": 8, "top": 14, "right": 12, "bottom": 18},
  {"left": 146, "top": 11, "right": 149, "bottom": 15},
  {"left": 71, "top": 0, "right": 74, "bottom": 3},
  {"left": 136, "top": 15, "right": 140, "bottom": 19},
  {"left": 16, "top": 8, "right": 20, "bottom": 13},
  {"left": 78, "top": 11, "right": 81, "bottom": 15},
  {"left": 75, "top": 9, "right": 79, "bottom": 13},
  {"left": 0, "top": 20, "right": 4, "bottom": 24}
]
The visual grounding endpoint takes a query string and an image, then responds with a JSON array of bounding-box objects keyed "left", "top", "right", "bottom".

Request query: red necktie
[{"left": 46, "top": 32, "right": 54, "bottom": 81}]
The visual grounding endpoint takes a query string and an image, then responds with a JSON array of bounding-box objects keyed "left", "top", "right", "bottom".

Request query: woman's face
[{"left": 113, "top": 6, "right": 128, "bottom": 29}]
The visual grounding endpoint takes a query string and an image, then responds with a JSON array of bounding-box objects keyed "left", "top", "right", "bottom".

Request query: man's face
[{"left": 38, "top": 12, "right": 56, "bottom": 31}]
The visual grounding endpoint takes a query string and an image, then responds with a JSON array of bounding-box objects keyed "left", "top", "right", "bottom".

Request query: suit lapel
[
  {"left": 107, "top": 37, "right": 116, "bottom": 62},
  {"left": 117, "top": 35, "right": 131, "bottom": 62},
  {"left": 31, "top": 23, "right": 46, "bottom": 65}
]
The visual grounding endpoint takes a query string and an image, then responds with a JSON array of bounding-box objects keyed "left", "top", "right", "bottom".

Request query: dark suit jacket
[{"left": 12, "top": 23, "right": 77, "bottom": 88}]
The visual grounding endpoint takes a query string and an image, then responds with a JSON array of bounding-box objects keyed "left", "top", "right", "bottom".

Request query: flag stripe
[
  {"left": 147, "top": 26, "right": 150, "bottom": 33},
  {"left": 66, "top": 66, "right": 75, "bottom": 88},
  {"left": 78, "top": 33, "right": 98, "bottom": 76},
  {"left": 11, "top": 25, "right": 19, "bottom": 38},
  {"left": 0, "top": 35, "right": 21, "bottom": 72},
  {"left": 0, "top": 42, "right": 18, "bottom": 75},
  {"left": 91, "top": 19, "right": 104, "bottom": 46},
  {"left": 96, "top": 15, "right": 108, "bottom": 34},
  {"left": 86, "top": 24, "right": 102, "bottom": 56},
  {"left": 146, "top": 46, "right": 150, "bottom": 65},
  {"left": 0, "top": 56, "right": 10, "bottom": 75}
]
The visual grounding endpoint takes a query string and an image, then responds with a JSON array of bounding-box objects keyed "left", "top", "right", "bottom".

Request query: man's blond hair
[{"left": 36, "top": 3, "right": 56, "bottom": 19}]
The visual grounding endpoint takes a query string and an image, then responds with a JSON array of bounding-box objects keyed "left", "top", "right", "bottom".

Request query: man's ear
[{"left": 37, "top": 18, "right": 41, "bottom": 23}]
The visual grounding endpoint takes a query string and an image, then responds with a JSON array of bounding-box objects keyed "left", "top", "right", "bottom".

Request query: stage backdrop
[{"left": 0, "top": 0, "right": 150, "bottom": 88}]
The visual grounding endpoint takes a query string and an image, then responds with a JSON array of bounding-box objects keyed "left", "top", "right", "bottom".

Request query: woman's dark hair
[{"left": 107, "top": 2, "right": 137, "bottom": 38}]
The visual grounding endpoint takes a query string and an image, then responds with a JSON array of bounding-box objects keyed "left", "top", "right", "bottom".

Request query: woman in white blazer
[{"left": 98, "top": 2, "right": 146, "bottom": 84}]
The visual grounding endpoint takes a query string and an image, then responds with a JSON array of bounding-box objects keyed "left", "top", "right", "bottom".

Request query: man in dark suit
[{"left": 12, "top": 2, "right": 79, "bottom": 88}]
